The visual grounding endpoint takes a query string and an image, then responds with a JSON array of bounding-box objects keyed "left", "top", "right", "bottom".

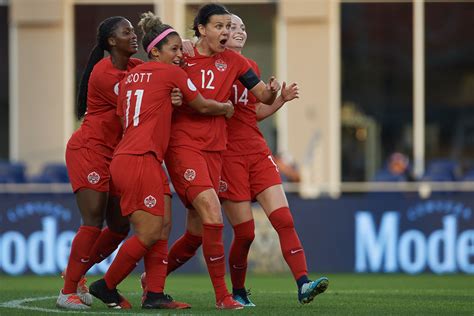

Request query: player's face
[
  {"left": 227, "top": 15, "right": 247, "bottom": 50},
  {"left": 157, "top": 34, "right": 183, "bottom": 66},
  {"left": 199, "top": 14, "right": 231, "bottom": 53},
  {"left": 109, "top": 19, "right": 138, "bottom": 56}
]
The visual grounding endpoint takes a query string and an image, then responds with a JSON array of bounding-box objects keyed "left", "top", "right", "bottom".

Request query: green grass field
[{"left": 0, "top": 273, "right": 473, "bottom": 315}]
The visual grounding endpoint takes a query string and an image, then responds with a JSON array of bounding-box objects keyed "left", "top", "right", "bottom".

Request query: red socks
[
  {"left": 85, "top": 227, "right": 128, "bottom": 271},
  {"left": 202, "top": 223, "right": 229, "bottom": 301},
  {"left": 268, "top": 207, "right": 308, "bottom": 280},
  {"left": 167, "top": 231, "right": 202, "bottom": 275},
  {"left": 104, "top": 235, "right": 148, "bottom": 289},
  {"left": 144, "top": 240, "right": 168, "bottom": 293},
  {"left": 63, "top": 226, "right": 101, "bottom": 294},
  {"left": 229, "top": 220, "right": 255, "bottom": 290}
]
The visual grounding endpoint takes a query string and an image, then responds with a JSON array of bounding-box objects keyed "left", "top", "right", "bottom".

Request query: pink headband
[{"left": 146, "top": 28, "right": 177, "bottom": 53}]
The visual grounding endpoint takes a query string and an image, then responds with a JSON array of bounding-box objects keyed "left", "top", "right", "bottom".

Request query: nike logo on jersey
[
  {"left": 80, "top": 258, "right": 90, "bottom": 263},
  {"left": 290, "top": 249, "right": 303, "bottom": 255},
  {"left": 162, "top": 260, "right": 168, "bottom": 265},
  {"left": 186, "top": 62, "right": 197, "bottom": 67},
  {"left": 232, "top": 264, "right": 246, "bottom": 270},
  {"left": 209, "top": 255, "right": 225, "bottom": 262},
  {"left": 176, "top": 258, "right": 185, "bottom": 264}
]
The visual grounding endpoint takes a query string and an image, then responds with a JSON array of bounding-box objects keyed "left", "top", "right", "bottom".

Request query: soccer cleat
[
  {"left": 298, "top": 277, "right": 329, "bottom": 304},
  {"left": 76, "top": 276, "right": 93, "bottom": 306},
  {"left": 142, "top": 292, "right": 191, "bottom": 309},
  {"left": 56, "top": 290, "right": 90, "bottom": 310},
  {"left": 232, "top": 288, "right": 256, "bottom": 307},
  {"left": 215, "top": 294, "right": 244, "bottom": 310},
  {"left": 60, "top": 272, "right": 92, "bottom": 306},
  {"left": 89, "top": 278, "right": 132, "bottom": 309}
]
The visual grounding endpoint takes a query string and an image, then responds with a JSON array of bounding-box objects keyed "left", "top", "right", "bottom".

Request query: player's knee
[
  {"left": 234, "top": 220, "right": 255, "bottom": 244},
  {"left": 269, "top": 207, "right": 294, "bottom": 231},
  {"left": 82, "top": 214, "right": 104, "bottom": 228},
  {"left": 107, "top": 219, "right": 130, "bottom": 235}
]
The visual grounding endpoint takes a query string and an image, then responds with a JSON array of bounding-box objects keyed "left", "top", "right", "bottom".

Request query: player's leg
[
  {"left": 222, "top": 200, "right": 255, "bottom": 306},
  {"left": 90, "top": 209, "right": 162, "bottom": 308},
  {"left": 57, "top": 189, "right": 105, "bottom": 309},
  {"left": 141, "top": 191, "right": 191, "bottom": 309},
  {"left": 257, "top": 184, "right": 328, "bottom": 304},
  {"left": 166, "top": 208, "right": 203, "bottom": 274}
]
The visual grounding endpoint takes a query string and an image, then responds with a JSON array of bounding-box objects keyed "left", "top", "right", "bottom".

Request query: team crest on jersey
[
  {"left": 144, "top": 195, "right": 157, "bottom": 208},
  {"left": 184, "top": 169, "right": 196, "bottom": 182},
  {"left": 87, "top": 171, "right": 100, "bottom": 184},
  {"left": 215, "top": 59, "right": 227, "bottom": 72},
  {"left": 219, "top": 180, "right": 228, "bottom": 193}
]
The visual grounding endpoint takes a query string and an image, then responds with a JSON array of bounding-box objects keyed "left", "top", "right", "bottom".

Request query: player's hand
[
  {"left": 281, "top": 81, "right": 299, "bottom": 102},
  {"left": 266, "top": 76, "right": 281, "bottom": 94},
  {"left": 224, "top": 100, "right": 234, "bottom": 119},
  {"left": 182, "top": 39, "right": 195, "bottom": 56},
  {"left": 171, "top": 88, "right": 183, "bottom": 107}
]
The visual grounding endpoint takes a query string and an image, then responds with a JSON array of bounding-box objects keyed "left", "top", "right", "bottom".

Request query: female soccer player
[
  {"left": 163, "top": 2, "right": 280, "bottom": 310},
  {"left": 220, "top": 14, "right": 329, "bottom": 306},
  {"left": 88, "top": 12, "right": 234, "bottom": 310},
  {"left": 57, "top": 16, "right": 141, "bottom": 310},
  {"left": 165, "top": 13, "right": 329, "bottom": 307}
]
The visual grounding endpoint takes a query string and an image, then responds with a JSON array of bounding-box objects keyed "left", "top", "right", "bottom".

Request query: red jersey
[
  {"left": 67, "top": 57, "right": 143, "bottom": 159},
  {"left": 114, "top": 62, "right": 199, "bottom": 162},
  {"left": 225, "top": 57, "right": 268, "bottom": 156},
  {"left": 169, "top": 48, "right": 252, "bottom": 151}
]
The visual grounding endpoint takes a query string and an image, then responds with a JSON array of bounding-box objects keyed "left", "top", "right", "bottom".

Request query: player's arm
[
  {"left": 239, "top": 69, "right": 281, "bottom": 105},
  {"left": 256, "top": 81, "right": 299, "bottom": 121},
  {"left": 188, "top": 95, "right": 234, "bottom": 119}
]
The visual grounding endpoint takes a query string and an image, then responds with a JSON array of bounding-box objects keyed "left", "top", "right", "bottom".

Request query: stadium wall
[{"left": 1, "top": 191, "right": 472, "bottom": 275}]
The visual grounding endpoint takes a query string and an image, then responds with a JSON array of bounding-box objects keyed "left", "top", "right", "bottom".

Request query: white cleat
[
  {"left": 76, "top": 276, "right": 93, "bottom": 306},
  {"left": 56, "top": 290, "right": 90, "bottom": 310}
]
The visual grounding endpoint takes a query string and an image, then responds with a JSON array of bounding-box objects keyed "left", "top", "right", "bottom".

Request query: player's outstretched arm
[
  {"left": 188, "top": 95, "right": 234, "bottom": 118},
  {"left": 250, "top": 76, "right": 281, "bottom": 105},
  {"left": 256, "top": 81, "right": 299, "bottom": 121}
]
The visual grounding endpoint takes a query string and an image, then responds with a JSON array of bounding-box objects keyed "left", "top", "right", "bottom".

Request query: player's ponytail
[
  {"left": 138, "top": 11, "right": 177, "bottom": 56},
  {"left": 76, "top": 16, "right": 125, "bottom": 120}
]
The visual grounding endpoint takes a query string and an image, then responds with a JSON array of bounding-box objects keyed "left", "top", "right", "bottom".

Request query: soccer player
[
  {"left": 88, "top": 12, "right": 234, "bottom": 310},
  {"left": 163, "top": 2, "right": 280, "bottom": 310},
  {"left": 220, "top": 14, "right": 329, "bottom": 306},
  {"left": 57, "top": 16, "right": 141, "bottom": 310}
]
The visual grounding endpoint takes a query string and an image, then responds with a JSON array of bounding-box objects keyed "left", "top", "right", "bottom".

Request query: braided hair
[{"left": 76, "top": 16, "right": 126, "bottom": 119}]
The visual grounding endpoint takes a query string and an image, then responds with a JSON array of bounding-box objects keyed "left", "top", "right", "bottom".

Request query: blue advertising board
[{"left": 0, "top": 192, "right": 473, "bottom": 275}]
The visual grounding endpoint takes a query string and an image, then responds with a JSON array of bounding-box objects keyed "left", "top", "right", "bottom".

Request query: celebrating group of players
[{"left": 56, "top": 2, "right": 328, "bottom": 311}]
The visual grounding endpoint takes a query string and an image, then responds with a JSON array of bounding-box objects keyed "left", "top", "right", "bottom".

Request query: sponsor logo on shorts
[
  {"left": 219, "top": 180, "right": 228, "bottom": 193},
  {"left": 215, "top": 59, "right": 227, "bottom": 72},
  {"left": 144, "top": 195, "right": 157, "bottom": 208},
  {"left": 184, "top": 169, "right": 196, "bottom": 181},
  {"left": 87, "top": 171, "right": 100, "bottom": 184}
]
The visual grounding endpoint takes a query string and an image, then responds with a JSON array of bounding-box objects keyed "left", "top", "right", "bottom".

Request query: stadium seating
[
  {"left": 422, "top": 159, "right": 461, "bottom": 181},
  {"left": 0, "top": 161, "right": 27, "bottom": 183},
  {"left": 373, "top": 168, "right": 407, "bottom": 182},
  {"left": 29, "top": 163, "right": 69, "bottom": 183}
]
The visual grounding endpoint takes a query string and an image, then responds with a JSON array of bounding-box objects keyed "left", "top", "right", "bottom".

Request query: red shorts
[
  {"left": 165, "top": 146, "right": 222, "bottom": 208},
  {"left": 110, "top": 153, "right": 169, "bottom": 217},
  {"left": 219, "top": 151, "right": 282, "bottom": 202},
  {"left": 65, "top": 147, "right": 118, "bottom": 195}
]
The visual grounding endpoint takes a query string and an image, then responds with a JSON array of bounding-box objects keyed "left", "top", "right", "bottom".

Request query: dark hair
[
  {"left": 192, "top": 3, "right": 230, "bottom": 37},
  {"left": 76, "top": 16, "right": 126, "bottom": 120},
  {"left": 138, "top": 11, "right": 177, "bottom": 54}
]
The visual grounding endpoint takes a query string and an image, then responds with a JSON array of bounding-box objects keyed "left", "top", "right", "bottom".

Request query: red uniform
[
  {"left": 111, "top": 62, "right": 199, "bottom": 216},
  {"left": 219, "top": 58, "right": 281, "bottom": 202},
  {"left": 66, "top": 56, "right": 142, "bottom": 193},
  {"left": 165, "top": 48, "right": 255, "bottom": 208}
]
